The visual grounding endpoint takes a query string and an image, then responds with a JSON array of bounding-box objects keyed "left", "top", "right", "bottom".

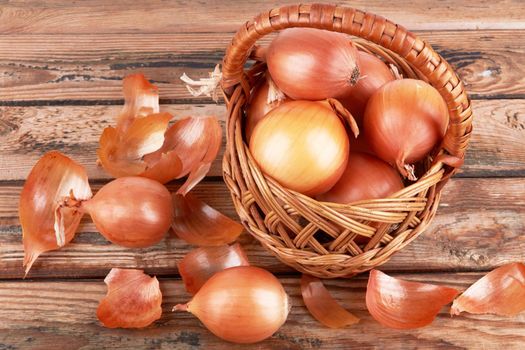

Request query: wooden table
[{"left": 1, "top": 1, "right": 524, "bottom": 348}]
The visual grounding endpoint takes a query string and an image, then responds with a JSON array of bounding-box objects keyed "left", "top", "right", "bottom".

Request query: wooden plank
[
  {"left": 0, "top": 273, "right": 524, "bottom": 349},
  {"left": 1, "top": 0, "right": 523, "bottom": 33},
  {"left": 1, "top": 99, "right": 524, "bottom": 181},
  {"left": 1, "top": 178, "right": 523, "bottom": 279},
  {"left": 0, "top": 30, "right": 523, "bottom": 102}
]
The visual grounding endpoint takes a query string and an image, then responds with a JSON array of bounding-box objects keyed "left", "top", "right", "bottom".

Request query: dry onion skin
[
  {"left": 19, "top": 151, "right": 92, "bottom": 275},
  {"left": 267, "top": 28, "right": 359, "bottom": 100},
  {"left": 97, "top": 268, "right": 162, "bottom": 328},
  {"left": 317, "top": 152, "right": 404, "bottom": 204},
  {"left": 245, "top": 75, "right": 289, "bottom": 142},
  {"left": 301, "top": 274, "right": 359, "bottom": 328},
  {"left": 366, "top": 270, "right": 459, "bottom": 329},
  {"left": 116, "top": 73, "right": 160, "bottom": 133},
  {"left": 98, "top": 111, "right": 176, "bottom": 178},
  {"left": 98, "top": 74, "right": 221, "bottom": 192},
  {"left": 143, "top": 115, "right": 222, "bottom": 195},
  {"left": 338, "top": 51, "right": 395, "bottom": 124},
  {"left": 364, "top": 79, "right": 449, "bottom": 180},
  {"left": 174, "top": 266, "right": 289, "bottom": 344},
  {"left": 172, "top": 193, "right": 244, "bottom": 246},
  {"left": 82, "top": 177, "right": 173, "bottom": 248},
  {"left": 451, "top": 262, "right": 525, "bottom": 317},
  {"left": 98, "top": 74, "right": 172, "bottom": 178},
  {"left": 178, "top": 243, "right": 250, "bottom": 295},
  {"left": 250, "top": 100, "right": 353, "bottom": 196}
]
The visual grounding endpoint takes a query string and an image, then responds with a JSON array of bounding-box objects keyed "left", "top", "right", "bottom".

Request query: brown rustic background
[{"left": 0, "top": 0, "right": 524, "bottom": 349}]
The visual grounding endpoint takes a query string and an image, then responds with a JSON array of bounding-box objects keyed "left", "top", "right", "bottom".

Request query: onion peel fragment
[
  {"left": 20, "top": 151, "right": 92, "bottom": 275},
  {"left": 451, "top": 262, "right": 525, "bottom": 317},
  {"left": 301, "top": 274, "right": 359, "bottom": 328},
  {"left": 366, "top": 270, "right": 459, "bottom": 329},
  {"left": 98, "top": 74, "right": 221, "bottom": 189},
  {"left": 117, "top": 73, "right": 160, "bottom": 133},
  {"left": 144, "top": 116, "right": 222, "bottom": 195},
  {"left": 178, "top": 243, "right": 250, "bottom": 295},
  {"left": 98, "top": 112, "right": 173, "bottom": 178},
  {"left": 172, "top": 193, "right": 244, "bottom": 246},
  {"left": 97, "top": 268, "right": 162, "bottom": 329}
]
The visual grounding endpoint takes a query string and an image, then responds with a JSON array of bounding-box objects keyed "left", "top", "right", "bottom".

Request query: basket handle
[{"left": 221, "top": 3, "right": 473, "bottom": 161}]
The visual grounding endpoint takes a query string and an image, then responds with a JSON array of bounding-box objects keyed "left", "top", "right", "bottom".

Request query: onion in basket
[
  {"left": 317, "top": 152, "right": 404, "bottom": 204},
  {"left": 249, "top": 100, "right": 355, "bottom": 196},
  {"left": 245, "top": 74, "right": 290, "bottom": 142},
  {"left": 266, "top": 28, "right": 360, "bottom": 100},
  {"left": 364, "top": 79, "right": 449, "bottom": 180},
  {"left": 338, "top": 51, "right": 395, "bottom": 124}
]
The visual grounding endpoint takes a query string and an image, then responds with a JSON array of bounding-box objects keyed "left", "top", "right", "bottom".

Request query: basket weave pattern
[{"left": 221, "top": 4, "right": 473, "bottom": 278}]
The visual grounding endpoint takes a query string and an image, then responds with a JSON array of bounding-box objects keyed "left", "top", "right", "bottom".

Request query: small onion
[
  {"left": 317, "top": 152, "right": 404, "bottom": 204},
  {"left": 82, "top": 177, "right": 173, "bottom": 248},
  {"left": 174, "top": 266, "right": 289, "bottom": 344},
  {"left": 267, "top": 28, "right": 359, "bottom": 100},
  {"left": 245, "top": 75, "right": 289, "bottom": 141},
  {"left": 338, "top": 51, "right": 395, "bottom": 124},
  {"left": 249, "top": 100, "right": 350, "bottom": 196},
  {"left": 364, "top": 79, "right": 449, "bottom": 180}
]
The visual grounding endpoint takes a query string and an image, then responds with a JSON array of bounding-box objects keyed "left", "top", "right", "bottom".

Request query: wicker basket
[{"left": 220, "top": 4, "right": 473, "bottom": 278}]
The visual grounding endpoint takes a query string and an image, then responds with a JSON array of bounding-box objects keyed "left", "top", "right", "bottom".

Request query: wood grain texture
[
  {"left": 0, "top": 273, "right": 524, "bottom": 350},
  {"left": 0, "top": 30, "right": 523, "bottom": 103},
  {"left": 1, "top": 1, "right": 524, "bottom": 347},
  {"left": 1, "top": 178, "right": 523, "bottom": 279},
  {"left": 1, "top": 0, "right": 523, "bottom": 33},
  {"left": 1, "top": 99, "right": 524, "bottom": 181}
]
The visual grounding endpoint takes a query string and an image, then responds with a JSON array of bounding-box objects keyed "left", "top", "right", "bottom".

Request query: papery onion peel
[
  {"left": 451, "top": 262, "right": 525, "bottom": 317},
  {"left": 19, "top": 151, "right": 92, "bottom": 275},
  {"left": 172, "top": 193, "right": 244, "bottom": 246},
  {"left": 178, "top": 243, "right": 250, "bottom": 295},
  {"left": 144, "top": 116, "right": 222, "bottom": 195},
  {"left": 366, "top": 270, "right": 459, "bottom": 329},
  {"left": 98, "top": 74, "right": 221, "bottom": 191},
  {"left": 97, "top": 268, "right": 162, "bottom": 328},
  {"left": 301, "top": 274, "right": 359, "bottom": 328}
]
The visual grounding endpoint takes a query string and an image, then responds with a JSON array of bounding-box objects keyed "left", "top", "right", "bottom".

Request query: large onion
[
  {"left": 174, "top": 266, "right": 289, "bottom": 344},
  {"left": 249, "top": 100, "right": 351, "bottom": 196},
  {"left": 317, "top": 152, "right": 404, "bottom": 204},
  {"left": 267, "top": 28, "right": 359, "bottom": 100},
  {"left": 364, "top": 79, "right": 449, "bottom": 180},
  {"left": 82, "top": 177, "right": 173, "bottom": 248},
  {"left": 338, "top": 51, "right": 395, "bottom": 124}
]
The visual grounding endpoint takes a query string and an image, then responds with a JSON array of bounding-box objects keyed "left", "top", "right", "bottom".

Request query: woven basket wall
[{"left": 220, "top": 4, "right": 473, "bottom": 278}]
